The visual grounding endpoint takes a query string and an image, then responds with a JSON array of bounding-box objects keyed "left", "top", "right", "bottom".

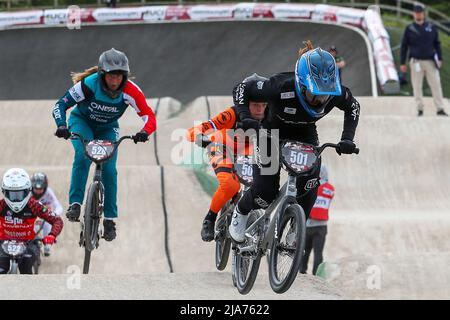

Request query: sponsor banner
[
  {"left": 362, "top": 7, "right": 398, "bottom": 92},
  {"left": 142, "top": 6, "right": 167, "bottom": 21},
  {"left": 80, "top": 8, "right": 96, "bottom": 23},
  {"left": 271, "top": 4, "right": 313, "bottom": 20},
  {"left": 43, "top": 9, "right": 69, "bottom": 25},
  {"left": 0, "top": 10, "right": 43, "bottom": 28},
  {"left": 372, "top": 37, "right": 399, "bottom": 88},
  {"left": 232, "top": 3, "right": 255, "bottom": 19},
  {"left": 188, "top": 5, "right": 234, "bottom": 20},
  {"left": 92, "top": 7, "right": 145, "bottom": 22},
  {"left": 253, "top": 3, "right": 274, "bottom": 18},
  {"left": 363, "top": 8, "right": 389, "bottom": 40},
  {"left": 165, "top": 5, "right": 191, "bottom": 20},
  {"left": 336, "top": 7, "right": 364, "bottom": 27},
  {"left": 44, "top": 8, "right": 93, "bottom": 25},
  {"left": 311, "top": 4, "right": 337, "bottom": 23}
]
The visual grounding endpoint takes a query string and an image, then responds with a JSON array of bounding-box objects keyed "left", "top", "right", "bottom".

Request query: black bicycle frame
[{"left": 236, "top": 138, "right": 359, "bottom": 255}]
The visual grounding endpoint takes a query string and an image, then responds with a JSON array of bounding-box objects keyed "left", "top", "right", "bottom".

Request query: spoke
[
  {"left": 240, "top": 258, "right": 249, "bottom": 282},
  {"left": 274, "top": 217, "right": 298, "bottom": 281}
]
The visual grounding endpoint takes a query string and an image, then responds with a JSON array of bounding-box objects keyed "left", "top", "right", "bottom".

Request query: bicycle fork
[
  {"left": 94, "top": 164, "right": 105, "bottom": 219},
  {"left": 78, "top": 164, "right": 105, "bottom": 247},
  {"left": 275, "top": 174, "right": 298, "bottom": 240}
]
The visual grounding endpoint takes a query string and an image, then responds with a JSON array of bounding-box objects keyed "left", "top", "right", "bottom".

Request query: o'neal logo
[{"left": 90, "top": 102, "right": 119, "bottom": 113}]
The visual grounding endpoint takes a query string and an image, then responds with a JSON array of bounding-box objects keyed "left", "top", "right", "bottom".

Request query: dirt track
[
  {"left": 0, "top": 19, "right": 449, "bottom": 299},
  {"left": 0, "top": 96, "right": 449, "bottom": 299}
]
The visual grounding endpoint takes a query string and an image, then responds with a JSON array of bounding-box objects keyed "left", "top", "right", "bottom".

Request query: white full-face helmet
[{"left": 2, "top": 168, "right": 32, "bottom": 213}]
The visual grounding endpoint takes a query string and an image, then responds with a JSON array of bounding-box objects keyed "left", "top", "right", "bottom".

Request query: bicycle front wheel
[
  {"left": 215, "top": 204, "right": 232, "bottom": 271},
  {"left": 9, "top": 261, "right": 18, "bottom": 274},
  {"left": 269, "top": 203, "right": 306, "bottom": 294},
  {"left": 84, "top": 182, "right": 102, "bottom": 252},
  {"left": 83, "top": 247, "right": 91, "bottom": 274},
  {"left": 234, "top": 211, "right": 262, "bottom": 295}
]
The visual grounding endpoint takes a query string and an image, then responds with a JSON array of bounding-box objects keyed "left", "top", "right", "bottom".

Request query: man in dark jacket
[{"left": 400, "top": 4, "right": 447, "bottom": 117}]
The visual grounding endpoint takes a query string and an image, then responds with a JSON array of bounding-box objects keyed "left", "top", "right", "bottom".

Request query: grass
[
  {"left": 193, "top": 166, "right": 218, "bottom": 197},
  {"left": 383, "top": 14, "right": 450, "bottom": 98}
]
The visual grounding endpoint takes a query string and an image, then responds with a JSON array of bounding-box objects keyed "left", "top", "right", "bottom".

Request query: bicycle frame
[
  {"left": 70, "top": 132, "right": 134, "bottom": 247},
  {"left": 71, "top": 132, "right": 134, "bottom": 185},
  {"left": 235, "top": 178, "right": 297, "bottom": 256},
  {"left": 235, "top": 137, "right": 359, "bottom": 256},
  {"left": 1, "top": 241, "right": 27, "bottom": 274}
]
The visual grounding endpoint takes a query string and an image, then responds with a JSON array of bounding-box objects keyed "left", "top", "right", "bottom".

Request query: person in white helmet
[
  {"left": 31, "top": 172, "right": 63, "bottom": 256},
  {"left": 0, "top": 168, "right": 63, "bottom": 274}
]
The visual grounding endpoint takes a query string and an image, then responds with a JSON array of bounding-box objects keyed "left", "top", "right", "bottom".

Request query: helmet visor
[
  {"left": 5, "top": 189, "right": 30, "bottom": 202},
  {"left": 33, "top": 182, "right": 44, "bottom": 189},
  {"left": 304, "top": 89, "right": 330, "bottom": 105}
]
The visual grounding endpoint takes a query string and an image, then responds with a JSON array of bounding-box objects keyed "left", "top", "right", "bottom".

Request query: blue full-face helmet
[{"left": 294, "top": 47, "right": 341, "bottom": 118}]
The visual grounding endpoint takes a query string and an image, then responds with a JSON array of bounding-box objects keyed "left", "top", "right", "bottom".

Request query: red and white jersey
[
  {"left": 0, "top": 198, "right": 63, "bottom": 241},
  {"left": 123, "top": 80, "right": 157, "bottom": 135},
  {"left": 309, "top": 182, "right": 335, "bottom": 221},
  {"left": 34, "top": 187, "right": 63, "bottom": 216}
]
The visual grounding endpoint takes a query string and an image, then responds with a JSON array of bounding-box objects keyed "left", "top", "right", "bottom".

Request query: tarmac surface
[{"left": 0, "top": 21, "right": 372, "bottom": 103}]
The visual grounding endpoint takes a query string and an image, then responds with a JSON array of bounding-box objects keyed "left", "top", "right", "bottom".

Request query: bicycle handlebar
[
  {"left": 201, "top": 135, "right": 359, "bottom": 156},
  {"left": 70, "top": 132, "right": 135, "bottom": 146},
  {"left": 255, "top": 130, "right": 360, "bottom": 156},
  {"left": 317, "top": 143, "right": 360, "bottom": 156}
]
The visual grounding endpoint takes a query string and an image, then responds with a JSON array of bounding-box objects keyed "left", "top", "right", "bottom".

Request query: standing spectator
[
  {"left": 400, "top": 3, "right": 447, "bottom": 117},
  {"left": 329, "top": 46, "right": 346, "bottom": 81},
  {"left": 106, "top": 0, "right": 117, "bottom": 8},
  {"left": 300, "top": 164, "right": 334, "bottom": 275}
]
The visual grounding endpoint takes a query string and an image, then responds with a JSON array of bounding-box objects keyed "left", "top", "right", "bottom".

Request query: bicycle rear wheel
[
  {"left": 215, "top": 203, "right": 232, "bottom": 271},
  {"left": 234, "top": 211, "right": 262, "bottom": 295},
  {"left": 269, "top": 203, "right": 305, "bottom": 294},
  {"left": 83, "top": 248, "right": 91, "bottom": 274},
  {"left": 84, "top": 182, "right": 102, "bottom": 253}
]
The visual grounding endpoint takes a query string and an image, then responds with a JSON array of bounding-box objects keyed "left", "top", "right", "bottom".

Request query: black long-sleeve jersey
[{"left": 234, "top": 72, "right": 360, "bottom": 145}]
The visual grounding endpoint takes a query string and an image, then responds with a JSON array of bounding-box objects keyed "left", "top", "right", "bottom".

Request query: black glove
[
  {"left": 55, "top": 126, "right": 71, "bottom": 140},
  {"left": 241, "top": 118, "right": 260, "bottom": 130},
  {"left": 336, "top": 139, "right": 356, "bottom": 155},
  {"left": 195, "top": 135, "right": 212, "bottom": 148},
  {"left": 133, "top": 131, "right": 149, "bottom": 144}
]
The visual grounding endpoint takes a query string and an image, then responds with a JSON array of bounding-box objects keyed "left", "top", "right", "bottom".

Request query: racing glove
[
  {"left": 195, "top": 135, "right": 212, "bottom": 148},
  {"left": 43, "top": 235, "right": 56, "bottom": 245},
  {"left": 55, "top": 126, "right": 71, "bottom": 140},
  {"left": 133, "top": 130, "right": 149, "bottom": 144},
  {"left": 240, "top": 118, "right": 260, "bottom": 131},
  {"left": 336, "top": 139, "right": 356, "bottom": 155}
]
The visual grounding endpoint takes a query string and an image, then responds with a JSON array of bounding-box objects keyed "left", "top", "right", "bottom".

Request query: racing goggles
[
  {"left": 304, "top": 89, "right": 330, "bottom": 105},
  {"left": 4, "top": 189, "right": 30, "bottom": 202}
]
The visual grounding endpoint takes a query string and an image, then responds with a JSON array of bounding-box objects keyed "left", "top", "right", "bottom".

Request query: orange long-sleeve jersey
[{"left": 186, "top": 107, "right": 253, "bottom": 161}]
